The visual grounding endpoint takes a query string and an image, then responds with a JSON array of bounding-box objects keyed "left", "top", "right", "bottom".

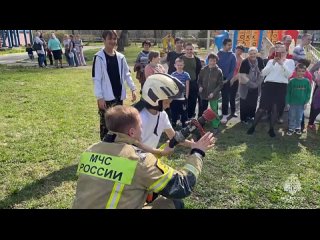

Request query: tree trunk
[
  {"left": 171, "top": 30, "right": 176, "bottom": 38},
  {"left": 117, "top": 30, "right": 128, "bottom": 52},
  {"left": 71, "top": 30, "right": 75, "bottom": 35},
  {"left": 154, "top": 30, "right": 157, "bottom": 45}
]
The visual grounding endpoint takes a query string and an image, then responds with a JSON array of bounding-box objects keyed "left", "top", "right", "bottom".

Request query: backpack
[{"left": 32, "top": 41, "right": 42, "bottom": 51}]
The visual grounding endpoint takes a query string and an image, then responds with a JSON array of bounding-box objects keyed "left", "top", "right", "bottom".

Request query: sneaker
[
  {"left": 230, "top": 112, "right": 238, "bottom": 118},
  {"left": 286, "top": 129, "right": 295, "bottom": 136},
  {"left": 308, "top": 124, "right": 316, "bottom": 131},
  {"left": 241, "top": 120, "right": 249, "bottom": 125},
  {"left": 295, "top": 129, "right": 302, "bottom": 135},
  {"left": 268, "top": 128, "right": 276, "bottom": 137},
  {"left": 247, "top": 126, "right": 255, "bottom": 135},
  {"left": 278, "top": 118, "right": 284, "bottom": 124},
  {"left": 221, "top": 115, "right": 228, "bottom": 124}
]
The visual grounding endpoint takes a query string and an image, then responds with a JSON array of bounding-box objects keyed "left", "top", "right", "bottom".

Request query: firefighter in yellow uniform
[{"left": 73, "top": 75, "right": 215, "bottom": 209}]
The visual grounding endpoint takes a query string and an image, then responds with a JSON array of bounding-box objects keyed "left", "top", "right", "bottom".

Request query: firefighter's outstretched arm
[{"left": 144, "top": 132, "right": 215, "bottom": 199}]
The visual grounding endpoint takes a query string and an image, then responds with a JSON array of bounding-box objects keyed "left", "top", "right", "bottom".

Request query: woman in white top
[{"left": 247, "top": 44, "right": 295, "bottom": 137}]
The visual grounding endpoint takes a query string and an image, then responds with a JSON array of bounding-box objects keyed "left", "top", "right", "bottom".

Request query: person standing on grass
[
  {"left": 63, "top": 34, "right": 72, "bottom": 66},
  {"left": 166, "top": 37, "right": 185, "bottom": 75},
  {"left": 307, "top": 66, "right": 320, "bottom": 131},
  {"left": 69, "top": 35, "right": 79, "bottom": 67},
  {"left": 92, "top": 30, "right": 137, "bottom": 140},
  {"left": 75, "top": 34, "right": 86, "bottom": 66},
  {"left": 247, "top": 44, "right": 295, "bottom": 137},
  {"left": 26, "top": 43, "right": 34, "bottom": 60},
  {"left": 230, "top": 45, "right": 245, "bottom": 87},
  {"left": 48, "top": 33, "right": 63, "bottom": 68},
  {"left": 170, "top": 58, "right": 190, "bottom": 129},
  {"left": 198, "top": 53, "right": 223, "bottom": 134},
  {"left": 134, "top": 40, "right": 151, "bottom": 92},
  {"left": 181, "top": 43, "right": 202, "bottom": 119},
  {"left": 33, "top": 31, "right": 45, "bottom": 68},
  {"left": 289, "top": 58, "right": 313, "bottom": 132},
  {"left": 238, "top": 47, "right": 265, "bottom": 124},
  {"left": 286, "top": 63, "right": 311, "bottom": 136},
  {"left": 217, "top": 38, "right": 237, "bottom": 124}
]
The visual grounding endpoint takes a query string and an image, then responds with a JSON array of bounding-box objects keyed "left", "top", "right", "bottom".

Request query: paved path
[{"left": 0, "top": 45, "right": 103, "bottom": 65}]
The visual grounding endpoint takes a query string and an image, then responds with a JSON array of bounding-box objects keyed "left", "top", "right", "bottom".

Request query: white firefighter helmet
[{"left": 142, "top": 73, "right": 185, "bottom": 107}]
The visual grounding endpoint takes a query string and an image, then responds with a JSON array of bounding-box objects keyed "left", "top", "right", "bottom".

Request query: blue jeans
[
  {"left": 37, "top": 53, "right": 45, "bottom": 67},
  {"left": 288, "top": 105, "right": 304, "bottom": 130}
]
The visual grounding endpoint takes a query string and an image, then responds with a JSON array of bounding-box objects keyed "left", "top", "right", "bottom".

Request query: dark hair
[
  {"left": 296, "top": 63, "right": 307, "bottom": 70},
  {"left": 102, "top": 30, "right": 118, "bottom": 40},
  {"left": 207, "top": 53, "right": 219, "bottom": 61},
  {"left": 236, "top": 45, "right": 245, "bottom": 52},
  {"left": 297, "top": 59, "right": 311, "bottom": 68},
  {"left": 222, "top": 38, "right": 232, "bottom": 46},
  {"left": 142, "top": 40, "right": 151, "bottom": 47},
  {"left": 174, "top": 37, "right": 183, "bottom": 44},
  {"left": 148, "top": 51, "right": 160, "bottom": 62}
]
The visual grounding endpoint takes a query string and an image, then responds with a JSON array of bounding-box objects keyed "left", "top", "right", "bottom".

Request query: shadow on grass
[{"left": 0, "top": 164, "right": 78, "bottom": 209}]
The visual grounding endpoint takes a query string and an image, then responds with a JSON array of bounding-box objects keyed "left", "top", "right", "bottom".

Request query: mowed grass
[{"left": 1, "top": 46, "right": 320, "bottom": 209}]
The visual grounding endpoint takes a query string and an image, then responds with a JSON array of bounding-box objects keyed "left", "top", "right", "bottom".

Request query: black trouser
[
  {"left": 170, "top": 99, "right": 188, "bottom": 127},
  {"left": 308, "top": 108, "right": 320, "bottom": 125},
  {"left": 240, "top": 88, "right": 259, "bottom": 121},
  {"left": 48, "top": 53, "right": 53, "bottom": 65},
  {"left": 221, "top": 80, "right": 239, "bottom": 115},
  {"left": 188, "top": 80, "right": 199, "bottom": 119},
  {"left": 44, "top": 51, "right": 47, "bottom": 66},
  {"left": 98, "top": 99, "right": 123, "bottom": 140},
  {"left": 308, "top": 85, "right": 320, "bottom": 125}
]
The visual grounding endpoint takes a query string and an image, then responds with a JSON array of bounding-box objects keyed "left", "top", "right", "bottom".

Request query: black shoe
[
  {"left": 268, "top": 128, "right": 276, "bottom": 137},
  {"left": 247, "top": 126, "right": 255, "bottom": 135}
]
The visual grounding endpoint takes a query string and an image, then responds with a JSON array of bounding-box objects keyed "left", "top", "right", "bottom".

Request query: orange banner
[{"left": 237, "top": 30, "right": 260, "bottom": 48}]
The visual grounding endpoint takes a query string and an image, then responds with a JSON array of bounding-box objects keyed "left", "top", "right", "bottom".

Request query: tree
[
  {"left": 171, "top": 30, "right": 176, "bottom": 38},
  {"left": 154, "top": 30, "right": 157, "bottom": 45},
  {"left": 117, "top": 30, "right": 128, "bottom": 52}
]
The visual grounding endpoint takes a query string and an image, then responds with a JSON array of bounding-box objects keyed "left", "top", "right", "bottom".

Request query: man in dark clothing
[
  {"left": 166, "top": 37, "right": 185, "bottom": 74},
  {"left": 217, "top": 38, "right": 237, "bottom": 124}
]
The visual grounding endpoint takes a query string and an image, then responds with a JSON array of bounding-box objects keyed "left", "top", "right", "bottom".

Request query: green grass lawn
[
  {"left": 0, "top": 48, "right": 26, "bottom": 56},
  {"left": 0, "top": 46, "right": 320, "bottom": 209}
]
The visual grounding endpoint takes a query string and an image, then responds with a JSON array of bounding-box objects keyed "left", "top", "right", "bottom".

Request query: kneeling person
[{"left": 73, "top": 105, "right": 214, "bottom": 209}]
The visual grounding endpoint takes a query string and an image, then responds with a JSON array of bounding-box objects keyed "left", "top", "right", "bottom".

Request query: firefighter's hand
[
  {"left": 132, "top": 90, "right": 137, "bottom": 102},
  {"left": 97, "top": 98, "right": 106, "bottom": 110},
  {"left": 161, "top": 145, "right": 174, "bottom": 156},
  {"left": 190, "top": 132, "right": 215, "bottom": 152}
]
